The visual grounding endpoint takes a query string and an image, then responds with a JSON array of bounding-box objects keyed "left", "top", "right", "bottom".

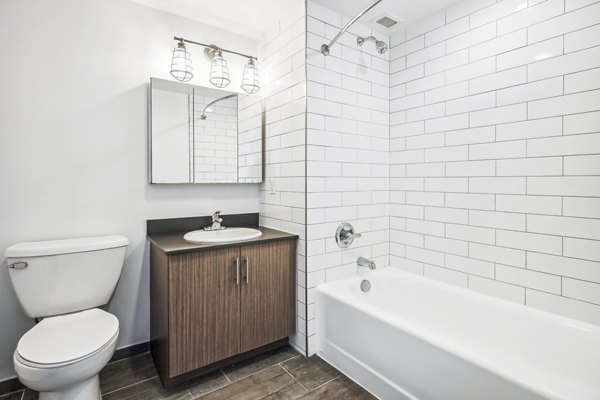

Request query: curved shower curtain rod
[
  {"left": 320, "top": 0, "right": 383, "bottom": 56},
  {"left": 200, "top": 93, "right": 238, "bottom": 120}
]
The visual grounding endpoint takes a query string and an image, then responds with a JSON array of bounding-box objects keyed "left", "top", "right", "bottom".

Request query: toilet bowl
[
  {"left": 13, "top": 309, "right": 119, "bottom": 400},
  {"left": 5, "top": 235, "right": 128, "bottom": 400}
]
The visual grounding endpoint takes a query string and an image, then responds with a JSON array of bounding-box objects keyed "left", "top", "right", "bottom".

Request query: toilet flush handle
[{"left": 8, "top": 261, "right": 28, "bottom": 269}]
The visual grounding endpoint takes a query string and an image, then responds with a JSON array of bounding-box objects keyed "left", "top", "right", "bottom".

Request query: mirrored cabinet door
[{"left": 149, "top": 77, "right": 262, "bottom": 184}]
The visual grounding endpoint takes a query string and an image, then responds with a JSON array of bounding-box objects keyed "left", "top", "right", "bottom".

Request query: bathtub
[{"left": 315, "top": 268, "right": 600, "bottom": 400}]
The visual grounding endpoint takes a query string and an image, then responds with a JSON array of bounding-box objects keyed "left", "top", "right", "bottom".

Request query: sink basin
[{"left": 183, "top": 228, "right": 263, "bottom": 244}]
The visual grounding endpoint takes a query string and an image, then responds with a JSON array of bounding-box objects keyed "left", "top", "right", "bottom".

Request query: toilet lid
[{"left": 17, "top": 308, "right": 119, "bottom": 365}]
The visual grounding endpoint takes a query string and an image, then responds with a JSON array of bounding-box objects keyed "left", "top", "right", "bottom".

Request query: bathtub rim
[{"left": 316, "top": 267, "right": 600, "bottom": 400}]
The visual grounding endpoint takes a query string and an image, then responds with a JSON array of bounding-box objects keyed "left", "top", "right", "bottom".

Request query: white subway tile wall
[
  {"left": 390, "top": 0, "right": 600, "bottom": 326},
  {"left": 192, "top": 95, "right": 238, "bottom": 182},
  {"left": 306, "top": 0, "right": 390, "bottom": 354},
  {"left": 258, "top": 13, "right": 307, "bottom": 353},
  {"left": 237, "top": 94, "right": 263, "bottom": 183}
]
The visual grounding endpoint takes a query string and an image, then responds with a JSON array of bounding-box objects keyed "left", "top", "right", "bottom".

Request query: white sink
[{"left": 183, "top": 228, "right": 263, "bottom": 244}]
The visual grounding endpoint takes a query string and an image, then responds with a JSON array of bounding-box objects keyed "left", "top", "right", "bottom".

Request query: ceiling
[
  {"left": 130, "top": 0, "right": 462, "bottom": 39},
  {"left": 312, "top": 0, "right": 463, "bottom": 35},
  {"left": 128, "top": 0, "right": 300, "bottom": 39}
]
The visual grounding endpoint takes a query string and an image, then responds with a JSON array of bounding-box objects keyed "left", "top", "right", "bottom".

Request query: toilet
[{"left": 5, "top": 235, "right": 129, "bottom": 400}]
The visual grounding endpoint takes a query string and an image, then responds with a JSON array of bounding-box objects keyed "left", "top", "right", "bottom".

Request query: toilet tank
[{"left": 5, "top": 235, "right": 128, "bottom": 318}]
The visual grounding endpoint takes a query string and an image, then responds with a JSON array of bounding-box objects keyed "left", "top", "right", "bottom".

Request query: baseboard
[
  {"left": 0, "top": 341, "right": 150, "bottom": 396},
  {"left": 110, "top": 341, "right": 150, "bottom": 363}
]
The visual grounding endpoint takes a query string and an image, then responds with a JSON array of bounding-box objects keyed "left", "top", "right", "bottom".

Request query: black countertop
[{"left": 147, "top": 214, "right": 298, "bottom": 255}]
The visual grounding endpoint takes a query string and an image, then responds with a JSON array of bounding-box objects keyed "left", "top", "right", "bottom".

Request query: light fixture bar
[{"left": 174, "top": 36, "right": 257, "bottom": 61}]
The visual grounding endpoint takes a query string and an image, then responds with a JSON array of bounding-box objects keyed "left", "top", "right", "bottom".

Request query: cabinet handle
[
  {"left": 235, "top": 257, "right": 240, "bottom": 285},
  {"left": 244, "top": 256, "right": 249, "bottom": 284}
]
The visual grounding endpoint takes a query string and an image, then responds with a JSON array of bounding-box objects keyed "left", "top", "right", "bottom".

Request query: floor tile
[
  {"left": 3, "top": 350, "right": 375, "bottom": 400},
  {"left": 0, "top": 380, "right": 24, "bottom": 397},
  {"left": 196, "top": 365, "right": 303, "bottom": 400},
  {"left": 21, "top": 390, "right": 36, "bottom": 400},
  {"left": 223, "top": 346, "right": 300, "bottom": 382},
  {"left": 281, "top": 355, "right": 340, "bottom": 391},
  {"left": 0, "top": 392, "right": 23, "bottom": 400},
  {"left": 103, "top": 376, "right": 191, "bottom": 400},
  {"left": 100, "top": 353, "right": 157, "bottom": 394},
  {"left": 182, "top": 371, "right": 230, "bottom": 398},
  {"left": 299, "top": 375, "right": 376, "bottom": 400}
]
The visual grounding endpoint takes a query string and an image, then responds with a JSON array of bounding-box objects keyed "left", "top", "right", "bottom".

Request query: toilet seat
[{"left": 16, "top": 308, "right": 119, "bottom": 367}]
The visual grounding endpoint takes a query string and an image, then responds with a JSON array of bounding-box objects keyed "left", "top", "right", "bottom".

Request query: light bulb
[
  {"left": 170, "top": 41, "right": 193, "bottom": 82},
  {"left": 241, "top": 58, "right": 260, "bottom": 94},
  {"left": 209, "top": 50, "right": 230, "bottom": 88}
]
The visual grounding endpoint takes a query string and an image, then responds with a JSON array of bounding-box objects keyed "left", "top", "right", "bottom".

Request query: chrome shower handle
[{"left": 335, "top": 222, "right": 362, "bottom": 248}]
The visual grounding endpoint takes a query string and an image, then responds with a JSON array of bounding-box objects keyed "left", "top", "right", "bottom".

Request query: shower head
[
  {"left": 376, "top": 40, "right": 388, "bottom": 54},
  {"left": 357, "top": 36, "right": 388, "bottom": 54}
]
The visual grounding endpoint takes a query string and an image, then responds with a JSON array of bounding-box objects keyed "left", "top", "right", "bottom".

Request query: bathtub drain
[{"left": 360, "top": 279, "right": 371, "bottom": 292}]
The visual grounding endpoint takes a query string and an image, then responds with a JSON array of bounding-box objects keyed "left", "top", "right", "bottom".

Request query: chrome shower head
[
  {"left": 357, "top": 36, "right": 388, "bottom": 54},
  {"left": 376, "top": 40, "right": 388, "bottom": 54}
]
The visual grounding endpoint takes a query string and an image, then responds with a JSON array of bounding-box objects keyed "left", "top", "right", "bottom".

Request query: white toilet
[{"left": 5, "top": 235, "right": 129, "bottom": 400}]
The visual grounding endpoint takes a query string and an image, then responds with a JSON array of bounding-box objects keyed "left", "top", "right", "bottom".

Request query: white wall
[
  {"left": 305, "top": 1, "right": 390, "bottom": 354},
  {"left": 0, "top": 0, "right": 259, "bottom": 380},
  {"left": 389, "top": 0, "right": 600, "bottom": 325},
  {"left": 258, "top": 8, "right": 307, "bottom": 354}
]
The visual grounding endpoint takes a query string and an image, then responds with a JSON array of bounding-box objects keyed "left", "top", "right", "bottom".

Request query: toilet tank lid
[{"left": 5, "top": 235, "right": 129, "bottom": 258}]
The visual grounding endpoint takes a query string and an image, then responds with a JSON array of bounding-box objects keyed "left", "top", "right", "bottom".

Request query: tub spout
[{"left": 357, "top": 257, "right": 376, "bottom": 270}]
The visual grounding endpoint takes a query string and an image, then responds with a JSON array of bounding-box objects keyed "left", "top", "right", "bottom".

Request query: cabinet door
[
  {"left": 168, "top": 248, "right": 241, "bottom": 377},
  {"left": 240, "top": 240, "right": 296, "bottom": 352}
]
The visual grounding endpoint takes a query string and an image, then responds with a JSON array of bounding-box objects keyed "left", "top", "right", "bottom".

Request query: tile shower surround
[
  {"left": 258, "top": 13, "right": 307, "bottom": 353},
  {"left": 304, "top": 1, "right": 390, "bottom": 354},
  {"left": 260, "top": 0, "right": 600, "bottom": 356},
  {"left": 388, "top": 0, "right": 600, "bottom": 326}
]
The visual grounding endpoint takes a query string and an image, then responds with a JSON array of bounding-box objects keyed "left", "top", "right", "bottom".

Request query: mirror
[{"left": 149, "top": 77, "right": 262, "bottom": 183}]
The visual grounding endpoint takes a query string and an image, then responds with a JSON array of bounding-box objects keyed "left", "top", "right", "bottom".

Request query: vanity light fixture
[
  {"left": 170, "top": 40, "right": 193, "bottom": 82},
  {"left": 241, "top": 58, "right": 260, "bottom": 94},
  {"left": 170, "top": 36, "right": 260, "bottom": 93},
  {"left": 209, "top": 49, "right": 230, "bottom": 88}
]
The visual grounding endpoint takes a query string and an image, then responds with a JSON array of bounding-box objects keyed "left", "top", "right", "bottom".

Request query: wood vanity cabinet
[{"left": 150, "top": 238, "right": 296, "bottom": 385}]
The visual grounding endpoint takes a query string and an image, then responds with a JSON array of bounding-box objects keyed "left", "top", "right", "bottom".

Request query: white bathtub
[{"left": 316, "top": 268, "right": 600, "bottom": 400}]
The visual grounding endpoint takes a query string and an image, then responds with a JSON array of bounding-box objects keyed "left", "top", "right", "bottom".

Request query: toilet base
[{"left": 38, "top": 374, "right": 100, "bottom": 400}]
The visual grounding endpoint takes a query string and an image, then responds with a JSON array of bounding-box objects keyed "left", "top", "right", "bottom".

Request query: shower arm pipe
[
  {"left": 201, "top": 93, "right": 238, "bottom": 117},
  {"left": 174, "top": 36, "right": 258, "bottom": 61},
  {"left": 320, "top": 0, "right": 383, "bottom": 56}
]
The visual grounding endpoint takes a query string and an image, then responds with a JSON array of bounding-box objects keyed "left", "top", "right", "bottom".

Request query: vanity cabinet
[{"left": 150, "top": 238, "right": 296, "bottom": 385}]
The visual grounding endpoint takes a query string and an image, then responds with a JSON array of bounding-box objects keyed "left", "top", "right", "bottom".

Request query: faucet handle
[
  {"left": 212, "top": 211, "right": 222, "bottom": 222},
  {"left": 335, "top": 222, "right": 361, "bottom": 248}
]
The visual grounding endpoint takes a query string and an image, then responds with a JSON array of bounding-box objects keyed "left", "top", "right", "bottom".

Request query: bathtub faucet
[{"left": 357, "top": 257, "right": 376, "bottom": 270}]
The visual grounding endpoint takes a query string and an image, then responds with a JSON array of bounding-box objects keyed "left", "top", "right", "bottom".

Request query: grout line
[
  {"left": 191, "top": 380, "right": 232, "bottom": 399},
  {"left": 306, "top": 376, "right": 340, "bottom": 393},
  {"left": 281, "top": 366, "right": 309, "bottom": 392},
  {"left": 102, "top": 376, "right": 156, "bottom": 396},
  {"left": 222, "top": 369, "right": 232, "bottom": 384}
]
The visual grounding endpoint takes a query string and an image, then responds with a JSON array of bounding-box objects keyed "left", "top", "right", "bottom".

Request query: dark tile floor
[{"left": 0, "top": 346, "right": 376, "bottom": 400}]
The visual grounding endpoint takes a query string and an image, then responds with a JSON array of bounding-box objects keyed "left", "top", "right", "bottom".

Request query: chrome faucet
[
  {"left": 357, "top": 257, "right": 376, "bottom": 270},
  {"left": 205, "top": 211, "right": 225, "bottom": 231}
]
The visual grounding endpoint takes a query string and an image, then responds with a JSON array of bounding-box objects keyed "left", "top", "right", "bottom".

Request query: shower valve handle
[{"left": 335, "top": 222, "right": 361, "bottom": 248}]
